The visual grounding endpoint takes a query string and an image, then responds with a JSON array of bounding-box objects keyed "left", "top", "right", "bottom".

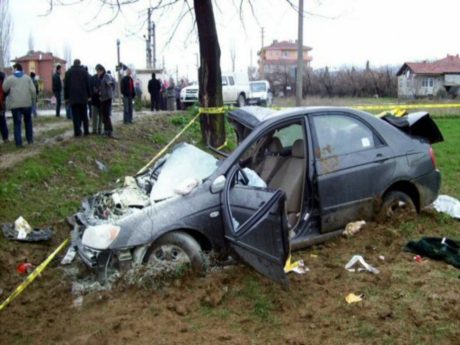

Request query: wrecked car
[{"left": 71, "top": 106, "right": 443, "bottom": 286}]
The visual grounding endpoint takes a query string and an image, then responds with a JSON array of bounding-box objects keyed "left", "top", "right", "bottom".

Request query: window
[
  {"left": 313, "top": 115, "right": 376, "bottom": 158},
  {"left": 222, "top": 77, "right": 228, "bottom": 86},
  {"left": 228, "top": 76, "right": 235, "bottom": 85},
  {"left": 273, "top": 123, "right": 303, "bottom": 149},
  {"left": 422, "top": 78, "right": 434, "bottom": 87}
]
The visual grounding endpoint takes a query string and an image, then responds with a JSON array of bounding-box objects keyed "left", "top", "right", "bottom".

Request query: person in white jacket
[{"left": 2, "top": 63, "right": 36, "bottom": 147}]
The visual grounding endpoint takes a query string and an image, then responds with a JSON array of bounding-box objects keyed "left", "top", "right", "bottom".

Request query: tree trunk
[{"left": 194, "top": 0, "right": 225, "bottom": 148}]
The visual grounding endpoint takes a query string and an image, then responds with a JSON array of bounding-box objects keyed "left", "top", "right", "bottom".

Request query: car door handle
[{"left": 376, "top": 153, "right": 383, "bottom": 158}]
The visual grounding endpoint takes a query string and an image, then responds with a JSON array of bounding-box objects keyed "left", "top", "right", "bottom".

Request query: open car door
[{"left": 221, "top": 166, "right": 290, "bottom": 287}]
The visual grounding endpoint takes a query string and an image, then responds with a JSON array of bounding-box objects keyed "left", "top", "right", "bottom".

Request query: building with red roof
[
  {"left": 12, "top": 51, "right": 67, "bottom": 94},
  {"left": 258, "top": 40, "right": 312, "bottom": 95},
  {"left": 396, "top": 55, "right": 460, "bottom": 98}
]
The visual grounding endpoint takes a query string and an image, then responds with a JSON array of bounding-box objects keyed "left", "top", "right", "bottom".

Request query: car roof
[{"left": 228, "top": 106, "right": 372, "bottom": 129}]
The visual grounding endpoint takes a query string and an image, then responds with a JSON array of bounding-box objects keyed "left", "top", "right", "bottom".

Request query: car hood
[
  {"left": 382, "top": 111, "right": 444, "bottom": 144},
  {"left": 75, "top": 143, "right": 219, "bottom": 226}
]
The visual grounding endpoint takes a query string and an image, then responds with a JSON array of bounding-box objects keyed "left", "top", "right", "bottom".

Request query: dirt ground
[
  {"left": 1, "top": 111, "right": 459, "bottom": 345},
  {"left": 1, "top": 214, "right": 459, "bottom": 345}
]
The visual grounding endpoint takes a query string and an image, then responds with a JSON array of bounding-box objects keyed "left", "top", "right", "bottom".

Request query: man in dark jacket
[
  {"left": 96, "top": 64, "right": 115, "bottom": 138},
  {"left": 89, "top": 73, "right": 102, "bottom": 134},
  {"left": 120, "top": 68, "right": 135, "bottom": 123},
  {"left": 52, "top": 65, "right": 62, "bottom": 117},
  {"left": 147, "top": 73, "right": 161, "bottom": 111},
  {"left": 30, "top": 72, "right": 39, "bottom": 117},
  {"left": 64, "top": 59, "right": 91, "bottom": 137},
  {"left": 0, "top": 71, "right": 8, "bottom": 142}
]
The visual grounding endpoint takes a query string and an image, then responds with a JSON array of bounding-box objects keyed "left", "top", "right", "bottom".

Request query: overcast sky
[{"left": 9, "top": 0, "right": 460, "bottom": 80}]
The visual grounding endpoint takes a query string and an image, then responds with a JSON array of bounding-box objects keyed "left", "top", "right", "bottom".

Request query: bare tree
[
  {"left": 0, "top": 0, "right": 13, "bottom": 69},
  {"left": 63, "top": 44, "right": 72, "bottom": 67},
  {"left": 230, "top": 42, "right": 236, "bottom": 73}
]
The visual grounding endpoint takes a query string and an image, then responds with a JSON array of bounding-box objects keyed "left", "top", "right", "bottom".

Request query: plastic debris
[
  {"left": 343, "top": 220, "right": 366, "bottom": 237},
  {"left": 284, "top": 255, "right": 309, "bottom": 274},
  {"left": 378, "top": 255, "right": 385, "bottom": 261},
  {"left": 345, "top": 293, "right": 364, "bottom": 304},
  {"left": 17, "top": 262, "right": 34, "bottom": 275},
  {"left": 433, "top": 195, "right": 460, "bottom": 219},
  {"left": 61, "top": 246, "right": 77, "bottom": 265},
  {"left": 95, "top": 159, "right": 109, "bottom": 172},
  {"left": 2, "top": 221, "right": 53, "bottom": 242},
  {"left": 14, "top": 216, "right": 33, "bottom": 240},
  {"left": 345, "top": 255, "right": 380, "bottom": 274},
  {"left": 413, "top": 255, "right": 423, "bottom": 263}
]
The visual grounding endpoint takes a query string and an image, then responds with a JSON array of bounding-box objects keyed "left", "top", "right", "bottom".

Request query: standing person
[
  {"left": 64, "top": 59, "right": 91, "bottom": 137},
  {"left": 0, "top": 71, "right": 9, "bottom": 142},
  {"left": 175, "top": 79, "right": 185, "bottom": 110},
  {"left": 2, "top": 63, "right": 36, "bottom": 147},
  {"left": 30, "top": 72, "right": 39, "bottom": 117},
  {"left": 147, "top": 73, "right": 161, "bottom": 111},
  {"left": 52, "top": 65, "right": 62, "bottom": 117},
  {"left": 89, "top": 72, "right": 102, "bottom": 134},
  {"left": 120, "top": 68, "right": 135, "bottom": 124},
  {"left": 96, "top": 64, "right": 115, "bottom": 138}
]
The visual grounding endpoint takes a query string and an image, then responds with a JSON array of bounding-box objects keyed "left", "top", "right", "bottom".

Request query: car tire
[
  {"left": 237, "top": 94, "right": 246, "bottom": 107},
  {"left": 144, "top": 231, "right": 205, "bottom": 273},
  {"left": 378, "top": 191, "right": 416, "bottom": 221}
]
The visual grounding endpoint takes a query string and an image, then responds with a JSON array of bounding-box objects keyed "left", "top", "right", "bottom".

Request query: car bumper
[{"left": 414, "top": 169, "right": 441, "bottom": 208}]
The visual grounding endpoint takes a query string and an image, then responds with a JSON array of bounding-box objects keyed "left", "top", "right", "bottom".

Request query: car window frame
[{"left": 309, "top": 111, "right": 386, "bottom": 160}]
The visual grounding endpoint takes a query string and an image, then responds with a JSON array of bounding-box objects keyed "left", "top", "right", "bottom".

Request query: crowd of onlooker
[{"left": 0, "top": 60, "right": 190, "bottom": 148}]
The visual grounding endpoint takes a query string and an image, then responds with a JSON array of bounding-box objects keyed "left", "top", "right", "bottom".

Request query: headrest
[
  {"left": 268, "top": 138, "right": 283, "bottom": 154},
  {"left": 292, "top": 139, "right": 305, "bottom": 158}
]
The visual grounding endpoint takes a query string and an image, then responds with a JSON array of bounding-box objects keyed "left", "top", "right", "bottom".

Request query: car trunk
[{"left": 382, "top": 111, "right": 444, "bottom": 144}]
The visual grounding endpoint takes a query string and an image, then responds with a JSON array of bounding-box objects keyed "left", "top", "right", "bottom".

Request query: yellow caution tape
[
  {"left": 215, "top": 139, "right": 228, "bottom": 151},
  {"left": 198, "top": 107, "right": 226, "bottom": 115},
  {"left": 0, "top": 238, "right": 69, "bottom": 311},
  {"left": 354, "top": 103, "right": 460, "bottom": 110},
  {"left": 137, "top": 113, "right": 201, "bottom": 175}
]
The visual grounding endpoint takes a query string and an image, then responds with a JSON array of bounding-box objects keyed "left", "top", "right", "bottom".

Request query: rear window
[
  {"left": 250, "top": 82, "right": 267, "bottom": 92},
  {"left": 313, "top": 115, "right": 376, "bottom": 158}
]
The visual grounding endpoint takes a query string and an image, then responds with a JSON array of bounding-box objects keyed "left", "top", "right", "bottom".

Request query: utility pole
[
  {"left": 116, "top": 39, "right": 121, "bottom": 101},
  {"left": 152, "top": 21, "right": 156, "bottom": 69},
  {"left": 260, "top": 27, "right": 265, "bottom": 79},
  {"left": 295, "top": 0, "right": 304, "bottom": 106},
  {"left": 146, "top": 8, "right": 152, "bottom": 68}
]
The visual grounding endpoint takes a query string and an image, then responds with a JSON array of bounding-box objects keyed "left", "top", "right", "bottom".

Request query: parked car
[
  {"left": 180, "top": 72, "right": 250, "bottom": 107},
  {"left": 248, "top": 80, "right": 273, "bottom": 106},
  {"left": 73, "top": 106, "right": 443, "bottom": 286}
]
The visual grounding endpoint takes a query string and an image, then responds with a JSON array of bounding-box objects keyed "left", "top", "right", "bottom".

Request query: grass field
[{"left": 0, "top": 109, "right": 459, "bottom": 345}]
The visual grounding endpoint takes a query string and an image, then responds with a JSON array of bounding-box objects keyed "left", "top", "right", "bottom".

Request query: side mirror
[{"left": 210, "top": 175, "right": 226, "bottom": 193}]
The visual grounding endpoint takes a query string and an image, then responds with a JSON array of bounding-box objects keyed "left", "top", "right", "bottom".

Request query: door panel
[
  {"left": 311, "top": 113, "right": 396, "bottom": 232},
  {"left": 222, "top": 168, "right": 290, "bottom": 286}
]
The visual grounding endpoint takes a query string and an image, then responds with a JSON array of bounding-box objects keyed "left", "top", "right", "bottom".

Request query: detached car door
[
  {"left": 221, "top": 166, "right": 290, "bottom": 287},
  {"left": 311, "top": 112, "right": 396, "bottom": 232}
]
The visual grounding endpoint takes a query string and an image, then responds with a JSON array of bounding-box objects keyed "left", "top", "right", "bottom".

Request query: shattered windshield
[{"left": 150, "top": 143, "right": 218, "bottom": 202}]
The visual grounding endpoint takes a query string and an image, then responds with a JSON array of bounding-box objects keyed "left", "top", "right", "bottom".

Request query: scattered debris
[
  {"left": 16, "top": 262, "right": 34, "bottom": 275},
  {"left": 73, "top": 295, "right": 84, "bottom": 309},
  {"left": 284, "top": 256, "right": 309, "bottom": 274},
  {"left": 378, "top": 255, "right": 385, "bottom": 261},
  {"left": 413, "top": 255, "right": 423, "bottom": 263},
  {"left": 61, "top": 246, "right": 77, "bottom": 265},
  {"left": 345, "top": 293, "right": 364, "bottom": 304},
  {"left": 343, "top": 220, "right": 366, "bottom": 237},
  {"left": 433, "top": 195, "right": 460, "bottom": 219},
  {"left": 95, "top": 159, "right": 109, "bottom": 172},
  {"left": 405, "top": 237, "right": 460, "bottom": 268},
  {"left": 1, "top": 217, "right": 53, "bottom": 242},
  {"left": 345, "top": 255, "right": 380, "bottom": 274}
]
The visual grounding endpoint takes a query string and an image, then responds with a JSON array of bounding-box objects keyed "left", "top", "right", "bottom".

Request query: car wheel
[
  {"left": 378, "top": 191, "right": 416, "bottom": 221},
  {"left": 237, "top": 94, "right": 246, "bottom": 107},
  {"left": 144, "top": 231, "right": 205, "bottom": 273}
]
